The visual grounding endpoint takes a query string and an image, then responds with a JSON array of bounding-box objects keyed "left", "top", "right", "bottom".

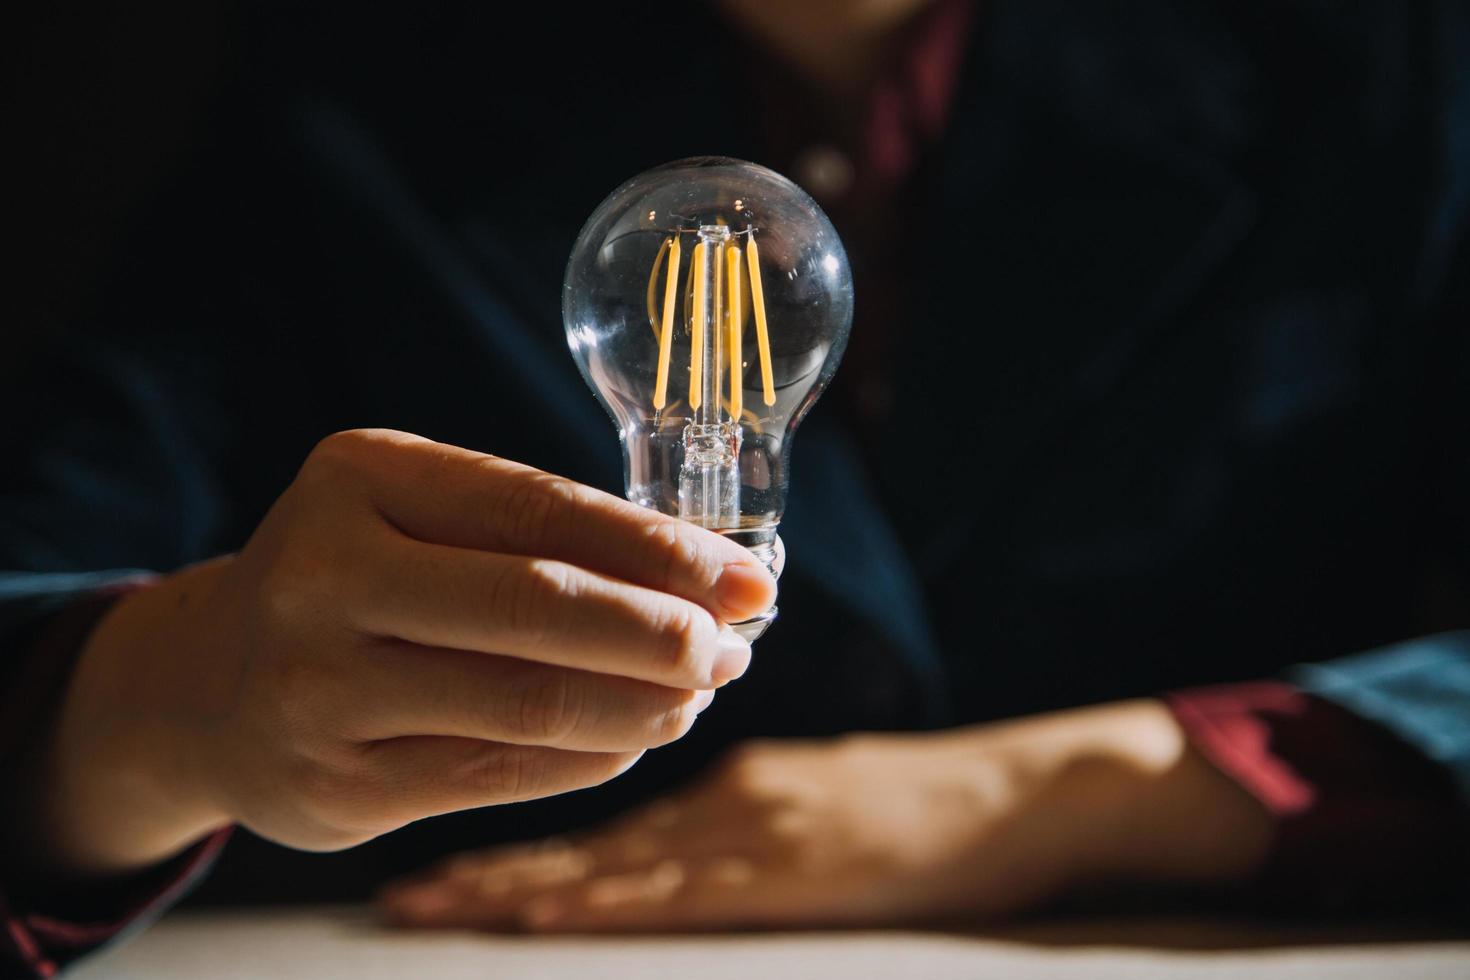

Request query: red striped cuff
[
  {"left": 1165, "top": 681, "right": 1468, "bottom": 910},
  {"left": 1, "top": 828, "right": 232, "bottom": 978}
]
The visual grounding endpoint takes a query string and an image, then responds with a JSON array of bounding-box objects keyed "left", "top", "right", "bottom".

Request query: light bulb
[{"left": 564, "top": 157, "right": 853, "bottom": 641}]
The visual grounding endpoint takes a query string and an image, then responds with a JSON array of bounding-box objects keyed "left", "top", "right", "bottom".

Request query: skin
[
  {"left": 18, "top": 429, "right": 776, "bottom": 881},
  {"left": 378, "top": 701, "right": 1274, "bottom": 931}
]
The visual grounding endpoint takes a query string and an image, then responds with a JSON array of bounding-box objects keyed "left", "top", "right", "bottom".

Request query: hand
[
  {"left": 33, "top": 429, "right": 776, "bottom": 878},
  {"left": 379, "top": 700, "right": 1273, "bottom": 930}
]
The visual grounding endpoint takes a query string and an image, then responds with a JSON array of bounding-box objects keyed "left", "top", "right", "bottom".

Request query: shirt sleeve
[
  {"left": 0, "top": 300, "right": 247, "bottom": 977},
  {"left": 1166, "top": 660, "right": 1470, "bottom": 912},
  {"left": 0, "top": 830, "right": 231, "bottom": 980},
  {"left": 1290, "top": 634, "right": 1470, "bottom": 802},
  {"left": 0, "top": 585, "right": 235, "bottom": 979}
]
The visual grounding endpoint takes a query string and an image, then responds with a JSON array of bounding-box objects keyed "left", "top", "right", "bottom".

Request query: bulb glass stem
[{"left": 679, "top": 225, "right": 740, "bottom": 528}]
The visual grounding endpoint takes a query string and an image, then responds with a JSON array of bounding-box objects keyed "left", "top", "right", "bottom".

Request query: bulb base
[
  {"left": 729, "top": 605, "right": 778, "bottom": 644},
  {"left": 717, "top": 524, "right": 781, "bottom": 643}
]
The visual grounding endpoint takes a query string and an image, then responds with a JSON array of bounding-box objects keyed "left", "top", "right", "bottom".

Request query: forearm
[{"left": 931, "top": 699, "right": 1275, "bottom": 894}]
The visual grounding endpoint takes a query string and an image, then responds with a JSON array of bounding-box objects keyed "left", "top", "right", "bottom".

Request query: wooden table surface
[{"left": 70, "top": 906, "right": 1470, "bottom": 979}]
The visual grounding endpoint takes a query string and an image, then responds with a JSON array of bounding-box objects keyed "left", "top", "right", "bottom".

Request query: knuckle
[
  {"left": 481, "top": 560, "right": 526, "bottom": 633},
  {"left": 296, "top": 428, "right": 425, "bottom": 505},
  {"left": 495, "top": 471, "right": 567, "bottom": 551},
  {"left": 304, "top": 429, "right": 379, "bottom": 480},
  {"left": 715, "top": 740, "right": 776, "bottom": 789},
  {"left": 483, "top": 559, "right": 550, "bottom": 638},
  {"left": 760, "top": 808, "right": 812, "bottom": 861},
  {"left": 524, "top": 558, "right": 579, "bottom": 604},
  {"left": 504, "top": 559, "right": 578, "bottom": 641},
  {"left": 515, "top": 668, "right": 582, "bottom": 744},
  {"left": 472, "top": 745, "right": 545, "bottom": 801},
  {"left": 655, "top": 605, "right": 716, "bottom": 682},
  {"left": 290, "top": 757, "right": 371, "bottom": 832},
  {"left": 257, "top": 548, "right": 336, "bottom": 626},
  {"left": 643, "top": 519, "right": 708, "bottom": 593},
  {"left": 260, "top": 525, "right": 376, "bottom": 631},
  {"left": 648, "top": 697, "right": 697, "bottom": 747}
]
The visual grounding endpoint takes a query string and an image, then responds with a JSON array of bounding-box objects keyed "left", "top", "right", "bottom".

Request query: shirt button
[{"left": 793, "top": 145, "right": 855, "bottom": 202}]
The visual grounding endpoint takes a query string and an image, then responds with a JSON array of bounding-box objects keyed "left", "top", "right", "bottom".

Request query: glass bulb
[{"left": 563, "top": 157, "right": 853, "bottom": 640}]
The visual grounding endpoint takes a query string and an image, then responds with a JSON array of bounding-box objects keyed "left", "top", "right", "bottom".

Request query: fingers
[
  {"left": 313, "top": 430, "right": 776, "bottom": 622},
  {"left": 381, "top": 848, "right": 768, "bottom": 932},
  {"left": 347, "top": 537, "right": 752, "bottom": 689},
  {"left": 380, "top": 840, "right": 601, "bottom": 930},
  {"left": 348, "top": 643, "right": 717, "bottom": 751},
  {"left": 519, "top": 857, "right": 768, "bottom": 932},
  {"left": 357, "top": 736, "right": 643, "bottom": 825},
  {"left": 379, "top": 799, "right": 745, "bottom": 931}
]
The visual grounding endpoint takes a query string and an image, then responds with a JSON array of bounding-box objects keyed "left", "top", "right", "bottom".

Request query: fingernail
[
  {"left": 711, "top": 629, "right": 752, "bottom": 686},
  {"left": 716, "top": 562, "right": 776, "bottom": 620},
  {"left": 693, "top": 688, "right": 716, "bottom": 714}
]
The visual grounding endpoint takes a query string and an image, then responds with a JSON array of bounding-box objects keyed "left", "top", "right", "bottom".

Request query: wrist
[
  {"left": 1053, "top": 699, "right": 1275, "bottom": 888},
  {"left": 39, "top": 562, "right": 235, "bottom": 878}
]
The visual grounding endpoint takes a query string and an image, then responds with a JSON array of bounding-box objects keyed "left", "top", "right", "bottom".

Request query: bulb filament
[
  {"left": 746, "top": 237, "right": 776, "bottom": 409},
  {"left": 652, "top": 236, "right": 681, "bottom": 411},
  {"left": 648, "top": 226, "right": 775, "bottom": 416},
  {"left": 689, "top": 239, "right": 709, "bottom": 411},
  {"left": 725, "top": 242, "right": 743, "bottom": 420}
]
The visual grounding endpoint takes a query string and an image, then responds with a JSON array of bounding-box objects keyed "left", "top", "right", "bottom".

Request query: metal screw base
[
  {"left": 730, "top": 605, "right": 778, "bottom": 643},
  {"left": 717, "top": 525, "right": 781, "bottom": 644}
]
